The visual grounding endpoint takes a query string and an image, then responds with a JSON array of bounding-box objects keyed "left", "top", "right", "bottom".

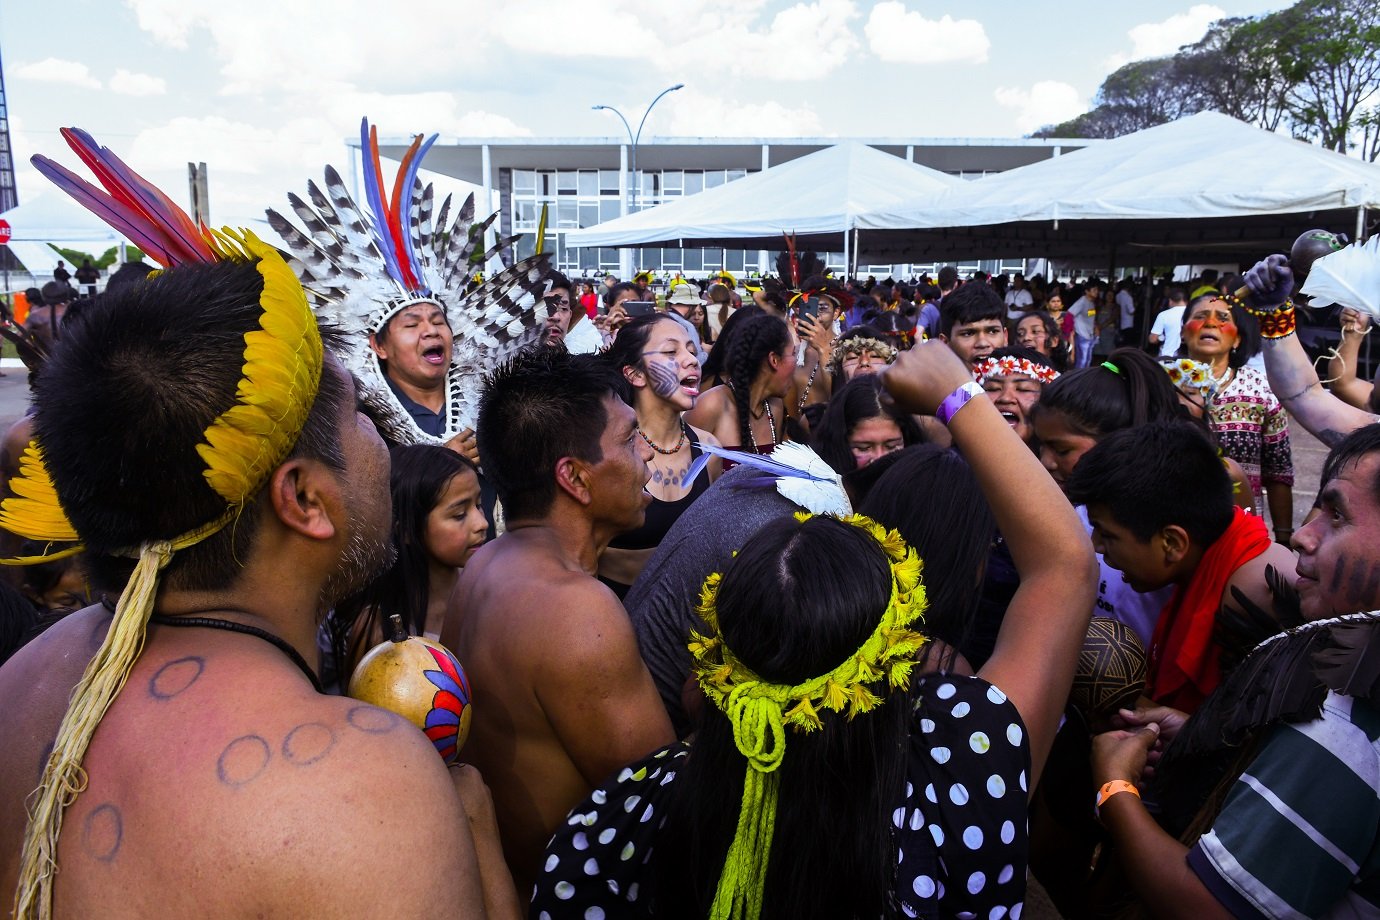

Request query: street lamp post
[{"left": 593, "top": 83, "right": 684, "bottom": 216}]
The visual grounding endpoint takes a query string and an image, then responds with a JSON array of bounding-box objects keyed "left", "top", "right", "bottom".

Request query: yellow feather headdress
[{"left": 13, "top": 128, "right": 323, "bottom": 920}]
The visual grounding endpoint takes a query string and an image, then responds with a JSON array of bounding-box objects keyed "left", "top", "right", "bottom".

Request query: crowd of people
[{"left": 1, "top": 127, "right": 1379, "bottom": 920}]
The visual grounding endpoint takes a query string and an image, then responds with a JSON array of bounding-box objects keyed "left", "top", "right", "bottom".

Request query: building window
[
  {"left": 578, "top": 170, "right": 598, "bottom": 197},
  {"left": 705, "top": 170, "right": 725, "bottom": 189},
  {"left": 600, "top": 169, "right": 621, "bottom": 195},
  {"left": 684, "top": 171, "right": 704, "bottom": 196},
  {"left": 514, "top": 169, "right": 536, "bottom": 193}
]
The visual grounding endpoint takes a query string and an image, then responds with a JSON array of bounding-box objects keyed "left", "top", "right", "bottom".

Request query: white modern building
[{"left": 372, "top": 136, "right": 1091, "bottom": 279}]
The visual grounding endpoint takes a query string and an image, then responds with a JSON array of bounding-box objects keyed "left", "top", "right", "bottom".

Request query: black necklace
[{"left": 146, "top": 609, "right": 323, "bottom": 693}]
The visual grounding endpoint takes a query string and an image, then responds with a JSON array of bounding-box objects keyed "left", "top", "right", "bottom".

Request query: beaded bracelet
[
  {"left": 936, "top": 381, "right": 983, "bottom": 427},
  {"left": 1258, "top": 307, "right": 1297, "bottom": 339}
]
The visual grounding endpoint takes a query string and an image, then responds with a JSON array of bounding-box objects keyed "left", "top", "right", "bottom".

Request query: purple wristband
[{"left": 936, "top": 381, "right": 984, "bottom": 426}]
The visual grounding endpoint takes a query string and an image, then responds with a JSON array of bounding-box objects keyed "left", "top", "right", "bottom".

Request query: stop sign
[{"left": 0, "top": 219, "right": 10, "bottom": 245}]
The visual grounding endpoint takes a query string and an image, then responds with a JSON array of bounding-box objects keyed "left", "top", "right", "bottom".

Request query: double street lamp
[{"left": 593, "top": 83, "right": 685, "bottom": 216}]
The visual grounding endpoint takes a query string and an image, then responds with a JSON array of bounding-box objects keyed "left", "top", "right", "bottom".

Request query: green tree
[
  {"left": 1033, "top": 58, "right": 1199, "bottom": 138},
  {"left": 1268, "top": 0, "right": 1380, "bottom": 153},
  {"left": 1177, "top": 16, "right": 1294, "bottom": 131}
]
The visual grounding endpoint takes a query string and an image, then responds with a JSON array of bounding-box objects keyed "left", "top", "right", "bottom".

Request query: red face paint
[{"left": 1185, "top": 319, "right": 1205, "bottom": 334}]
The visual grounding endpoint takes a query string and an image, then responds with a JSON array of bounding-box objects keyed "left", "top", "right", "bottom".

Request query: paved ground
[{"left": 0, "top": 360, "right": 31, "bottom": 431}]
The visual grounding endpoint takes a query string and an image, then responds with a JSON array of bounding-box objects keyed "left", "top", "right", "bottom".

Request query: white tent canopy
[
  {"left": 854, "top": 112, "right": 1380, "bottom": 263},
  {"left": 564, "top": 142, "right": 961, "bottom": 254},
  {"left": 0, "top": 191, "right": 126, "bottom": 276}
]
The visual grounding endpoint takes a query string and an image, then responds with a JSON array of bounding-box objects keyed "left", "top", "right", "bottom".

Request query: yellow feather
[
  {"left": 196, "top": 233, "right": 322, "bottom": 506},
  {"left": 0, "top": 443, "right": 79, "bottom": 543}
]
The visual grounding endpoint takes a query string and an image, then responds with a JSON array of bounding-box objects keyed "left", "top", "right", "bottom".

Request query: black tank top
[{"left": 608, "top": 424, "right": 710, "bottom": 552}]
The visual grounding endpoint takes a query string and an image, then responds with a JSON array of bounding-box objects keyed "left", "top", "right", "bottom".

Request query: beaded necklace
[{"left": 638, "top": 423, "right": 687, "bottom": 455}]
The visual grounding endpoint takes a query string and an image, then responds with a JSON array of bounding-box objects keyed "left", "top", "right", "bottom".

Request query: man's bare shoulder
[
  {"left": 5, "top": 621, "right": 483, "bottom": 918},
  {"left": 1221, "top": 542, "right": 1298, "bottom": 615}
]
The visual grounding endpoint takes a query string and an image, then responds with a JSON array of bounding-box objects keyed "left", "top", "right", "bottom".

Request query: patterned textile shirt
[
  {"left": 1208, "top": 365, "right": 1293, "bottom": 516},
  {"left": 1189, "top": 692, "right": 1380, "bottom": 918}
]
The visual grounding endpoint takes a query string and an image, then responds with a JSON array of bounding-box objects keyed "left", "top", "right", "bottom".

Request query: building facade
[{"left": 372, "top": 136, "right": 1090, "bottom": 279}]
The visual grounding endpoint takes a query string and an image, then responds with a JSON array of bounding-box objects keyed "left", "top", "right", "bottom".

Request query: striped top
[{"left": 1189, "top": 691, "right": 1380, "bottom": 918}]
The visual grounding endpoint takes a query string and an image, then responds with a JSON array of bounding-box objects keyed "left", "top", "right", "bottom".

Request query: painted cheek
[
  {"left": 1185, "top": 319, "right": 1205, "bottom": 334},
  {"left": 1221, "top": 322, "right": 1237, "bottom": 338},
  {"left": 645, "top": 360, "right": 682, "bottom": 399}
]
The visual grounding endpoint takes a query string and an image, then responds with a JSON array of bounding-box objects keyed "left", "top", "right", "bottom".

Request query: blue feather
[
  {"left": 397, "top": 133, "right": 438, "bottom": 294},
  {"left": 696, "top": 443, "right": 832, "bottom": 481},
  {"left": 358, "top": 118, "right": 405, "bottom": 289}
]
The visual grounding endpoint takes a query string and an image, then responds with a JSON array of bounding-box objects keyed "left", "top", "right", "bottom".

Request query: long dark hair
[
  {"left": 725, "top": 313, "right": 792, "bottom": 449},
  {"left": 604, "top": 313, "right": 683, "bottom": 405},
  {"left": 811, "top": 375, "right": 925, "bottom": 474},
  {"left": 331, "top": 444, "right": 477, "bottom": 678},
  {"left": 655, "top": 515, "right": 910, "bottom": 919},
  {"left": 859, "top": 444, "right": 996, "bottom": 669},
  {"left": 1031, "top": 346, "right": 1184, "bottom": 438},
  {"left": 701, "top": 304, "right": 764, "bottom": 387}
]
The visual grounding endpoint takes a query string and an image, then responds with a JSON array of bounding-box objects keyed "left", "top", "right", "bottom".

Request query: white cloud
[
  {"left": 664, "top": 89, "right": 827, "bottom": 136},
  {"left": 318, "top": 91, "right": 532, "bottom": 138},
  {"left": 732, "top": 0, "right": 862, "bottom": 79},
  {"left": 127, "top": 0, "right": 483, "bottom": 95},
  {"left": 109, "top": 69, "right": 167, "bottom": 96},
  {"left": 1107, "top": 4, "right": 1224, "bottom": 69},
  {"left": 994, "top": 81, "right": 1087, "bottom": 133},
  {"left": 14, "top": 58, "right": 102, "bottom": 90},
  {"left": 864, "top": 2, "right": 989, "bottom": 64}
]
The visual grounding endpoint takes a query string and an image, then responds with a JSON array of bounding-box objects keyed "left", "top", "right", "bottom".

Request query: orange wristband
[{"left": 1095, "top": 780, "right": 1141, "bottom": 817}]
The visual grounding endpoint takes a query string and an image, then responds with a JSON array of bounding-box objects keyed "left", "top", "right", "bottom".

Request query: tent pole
[
  {"left": 852, "top": 228, "right": 859, "bottom": 278},
  {"left": 1358, "top": 206, "right": 1367, "bottom": 242},
  {"left": 842, "top": 225, "right": 851, "bottom": 281}
]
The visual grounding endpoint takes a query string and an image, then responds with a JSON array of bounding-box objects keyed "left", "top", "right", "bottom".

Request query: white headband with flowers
[{"left": 971, "top": 355, "right": 1059, "bottom": 386}]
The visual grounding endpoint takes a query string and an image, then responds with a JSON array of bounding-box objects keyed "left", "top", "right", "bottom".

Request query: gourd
[{"left": 348, "top": 615, "right": 472, "bottom": 763}]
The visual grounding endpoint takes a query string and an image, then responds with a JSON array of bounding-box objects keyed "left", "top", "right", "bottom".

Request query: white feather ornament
[
  {"left": 687, "top": 442, "right": 852, "bottom": 518},
  {"left": 1300, "top": 235, "right": 1380, "bottom": 319}
]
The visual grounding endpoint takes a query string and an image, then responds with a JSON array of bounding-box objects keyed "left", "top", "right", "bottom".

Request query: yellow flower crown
[
  {"left": 687, "top": 512, "right": 927, "bottom": 920},
  {"left": 10, "top": 229, "right": 322, "bottom": 920}
]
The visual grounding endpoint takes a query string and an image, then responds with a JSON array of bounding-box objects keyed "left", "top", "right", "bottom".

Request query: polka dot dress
[
  {"left": 530, "top": 675, "right": 1029, "bottom": 919},
  {"left": 896, "top": 675, "right": 1029, "bottom": 919}
]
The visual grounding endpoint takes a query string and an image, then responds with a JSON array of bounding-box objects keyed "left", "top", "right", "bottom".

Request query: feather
[
  {"left": 1153, "top": 611, "right": 1380, "bottom": 835},
  {"left": 412, "top": 181, "right": 435, "bottom": 283},
  {"left": 270, "top": 126, "right": 550, "bottom": 444},
  {"left": 1301, "top": 235, "right": 1380, "bottom": 319},
  {"left": 534, "top": 203, "right": 549, "bottom": 256},
  {"left": 396, "top": 134, "right": 438, "bottom": 288},
  {"left": 360, "top": 119, "right": 405, "bottom": 287},
  {"left": 385, "top": 135, "right": 425, "bottom": 291},
  {"left": 30, "top": 156, "right": 176, "bottom": 264},
  {"left": 689, "top": 442, "right": 852, "bottom": 517},
  {"left": 1313, "top": 619, "right": 1380, "bottom": 698}
]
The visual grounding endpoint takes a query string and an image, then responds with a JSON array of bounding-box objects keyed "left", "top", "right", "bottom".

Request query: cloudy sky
[{"left": 2, "top": 0, "right": 1281, "bottom": 230}]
